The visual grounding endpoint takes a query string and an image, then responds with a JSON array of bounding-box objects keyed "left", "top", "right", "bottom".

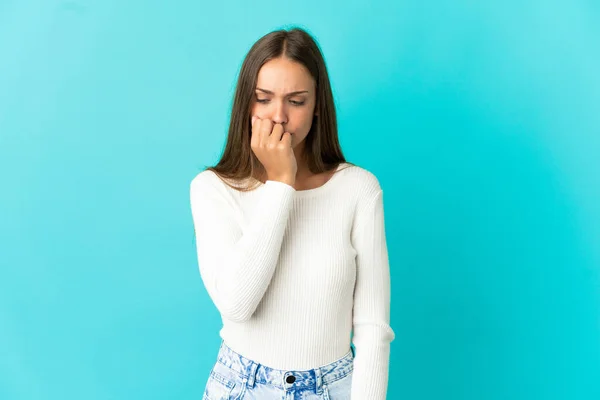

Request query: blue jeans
[{"left": 202, "top": 340, "right": 354, "bottom": 400}]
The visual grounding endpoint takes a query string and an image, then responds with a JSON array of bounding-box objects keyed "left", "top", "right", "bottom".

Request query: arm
[
  {"left": 189, "top": 172, "right": 295, "bottom": 322},
  {"left": 350, "top": 189, "right": 396, "bottom": 399}
]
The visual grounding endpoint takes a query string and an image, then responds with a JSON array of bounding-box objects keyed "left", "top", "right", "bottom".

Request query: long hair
[{"left": 203, "top": 26, "right": 355, "bottom": 191}]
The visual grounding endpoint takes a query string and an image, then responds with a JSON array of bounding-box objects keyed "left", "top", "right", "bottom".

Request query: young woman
[{"left": 190, "top": 27, "right": 395, "bottom": 400}]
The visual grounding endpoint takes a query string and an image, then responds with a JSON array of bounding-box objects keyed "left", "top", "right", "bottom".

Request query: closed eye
[{"left": 256, "top": 99, "right": 305, "bottom": 106}]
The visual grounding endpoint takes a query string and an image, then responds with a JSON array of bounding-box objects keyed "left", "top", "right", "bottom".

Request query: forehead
[{"left": 256, "top": 58, "right": 315, "bottom": 92}]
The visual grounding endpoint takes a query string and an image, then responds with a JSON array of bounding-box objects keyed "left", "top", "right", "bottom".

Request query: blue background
[{"left": 1, "top": 1, "right": 599, "bottom": 399}]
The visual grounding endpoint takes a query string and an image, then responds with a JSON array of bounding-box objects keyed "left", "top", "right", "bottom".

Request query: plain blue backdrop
[{"left": 1, "top": 1, "right": 599, "bottom": 399}]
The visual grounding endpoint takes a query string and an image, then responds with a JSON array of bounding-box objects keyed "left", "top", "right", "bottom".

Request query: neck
[{"left": 293, "top": 145, "right": 312, "bottom": 180}]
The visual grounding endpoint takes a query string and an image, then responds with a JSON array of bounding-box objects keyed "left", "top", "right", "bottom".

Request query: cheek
[
  {"left": 295, "top": 108, "right": 313, "bottom": 122},
  {"left": 303, "top": 112, "right": 316, "bottom": 129}
]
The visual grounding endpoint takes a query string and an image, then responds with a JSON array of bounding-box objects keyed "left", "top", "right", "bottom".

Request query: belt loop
[
  {"left": 314, "top": 367, "right": 323, "bottom": 394},
  {"left": 246, "top": 361, "right": 259, "bottom": 389}
]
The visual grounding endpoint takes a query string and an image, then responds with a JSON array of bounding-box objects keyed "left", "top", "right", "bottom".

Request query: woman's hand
[{"left": 250, "top": 115, "right": 297, "bottom": 186}]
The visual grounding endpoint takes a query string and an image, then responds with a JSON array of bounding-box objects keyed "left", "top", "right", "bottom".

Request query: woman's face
[{"left": 250, "top": 57, "right": 317, "bottom": 148}]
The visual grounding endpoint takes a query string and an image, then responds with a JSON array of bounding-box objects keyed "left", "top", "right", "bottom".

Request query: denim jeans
[{"left": 202, "top": 340, "right": 354, "bottom": 400}]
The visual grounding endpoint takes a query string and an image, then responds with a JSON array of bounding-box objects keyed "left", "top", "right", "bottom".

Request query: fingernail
[{"left": 251, "top": 116, "right": 257, "bottom": 125}]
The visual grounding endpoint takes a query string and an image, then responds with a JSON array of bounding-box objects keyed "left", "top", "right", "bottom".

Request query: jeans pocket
[
  {"left": 322, "top": 369, "right": 353, "bottom": 400},
  {"left": 203, "top": 361, "right": 245, "bottom": 400}
]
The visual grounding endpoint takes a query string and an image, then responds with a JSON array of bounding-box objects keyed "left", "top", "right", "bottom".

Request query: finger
[
  {"left": 270, "top": 123, "right": 284, "bottom": 143},
  {"left": 260, "top": 119, "right": 273, "bottom": 146},
  {"left": 280, "top": 132, "right": 292, "bottom": 147}
]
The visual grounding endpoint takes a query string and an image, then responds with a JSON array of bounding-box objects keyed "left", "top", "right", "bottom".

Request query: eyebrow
[{"left": 255, "top": 87, "right": 309, "bottom": 96}]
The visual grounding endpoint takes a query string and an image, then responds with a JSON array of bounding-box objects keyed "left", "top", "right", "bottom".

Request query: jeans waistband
[{"left": 215, "top": 340, "right": 354, "bottom": 391}]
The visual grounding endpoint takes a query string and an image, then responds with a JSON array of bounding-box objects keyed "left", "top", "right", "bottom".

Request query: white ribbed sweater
[{"left": 189, "top": 162, "right": 395, "bottom": 399}]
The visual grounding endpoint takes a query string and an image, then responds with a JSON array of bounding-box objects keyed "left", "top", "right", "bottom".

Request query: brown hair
[{"left": 202, "top": 26, "right": 355, "bottom": 191}]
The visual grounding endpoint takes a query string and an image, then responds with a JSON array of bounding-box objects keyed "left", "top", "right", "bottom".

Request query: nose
[{"left": 271, "top": 102, "right": 287, "bottom": 125}]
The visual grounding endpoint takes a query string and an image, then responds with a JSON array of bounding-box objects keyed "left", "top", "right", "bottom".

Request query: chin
[{"left": 292, "top": 136, "right": 306, "bottom": 146}]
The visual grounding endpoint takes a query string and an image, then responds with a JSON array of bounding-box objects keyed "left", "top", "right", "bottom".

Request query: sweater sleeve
[
  {"left": 350, "top": 189, "right": 396, "bottom": 399},
  {"left": 189, "top": 172, "right": 295, "bottom": 322}
]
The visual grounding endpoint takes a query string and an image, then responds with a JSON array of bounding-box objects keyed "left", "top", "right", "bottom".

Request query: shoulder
[
  {"left": 190, "top": 170, "right": 213, "bottom": 191},
  {"left": 190, "top": 170, "right": 231, "bottom": 199},
  {"left": 190, "top": 169, "right": 219, "bottom": 187},
  {"left": 340, "top": 163, "right": 383, "bottom": 198}
]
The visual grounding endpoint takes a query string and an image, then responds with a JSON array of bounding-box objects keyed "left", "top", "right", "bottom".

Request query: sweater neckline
[
  {"left": 293, "top": 162, "right": 347, "bottom": 197},
  {"left": 259, "top": 162, "right": 347, "bottom": 198}
]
